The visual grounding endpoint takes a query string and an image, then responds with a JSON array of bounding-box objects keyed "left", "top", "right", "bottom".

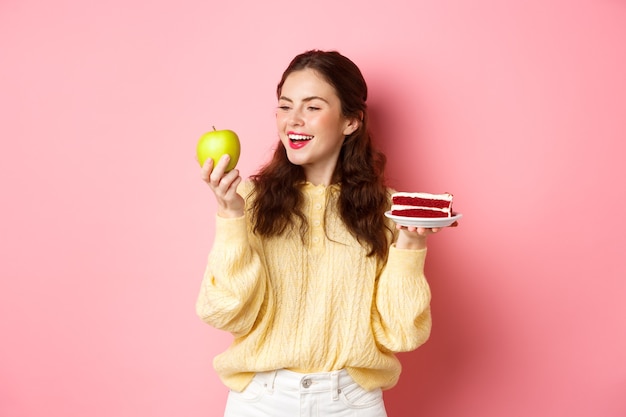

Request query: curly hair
[{"left": 249, "top": 50, "right": 392, "bottom": 260}]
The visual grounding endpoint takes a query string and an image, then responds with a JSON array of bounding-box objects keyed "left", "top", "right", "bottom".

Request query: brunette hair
[{"left": 250, "top": 50, "right": 391, "bottom": 259}]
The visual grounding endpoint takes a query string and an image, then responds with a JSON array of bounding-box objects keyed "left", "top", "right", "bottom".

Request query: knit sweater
[{"left": 196, "top": 181, "right": 432, "bottom": 392}]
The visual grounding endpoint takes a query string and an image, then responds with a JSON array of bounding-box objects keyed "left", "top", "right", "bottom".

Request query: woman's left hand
[{"left": 395, "top": 222, "right": 458, "bottom": 250}]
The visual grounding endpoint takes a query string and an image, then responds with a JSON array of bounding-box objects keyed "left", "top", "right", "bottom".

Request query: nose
[{"left": 287, "top": 108, "right": 304, "bottom": 126}]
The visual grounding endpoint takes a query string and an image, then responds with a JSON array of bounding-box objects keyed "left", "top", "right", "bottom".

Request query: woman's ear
[{"left": 343, "top": 114, "right": 361, "bottom": 136}]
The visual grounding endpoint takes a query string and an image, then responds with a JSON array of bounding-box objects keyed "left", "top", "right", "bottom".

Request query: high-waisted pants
[{"left": 223, "top": 369, "right": 388, "bottom": 417}]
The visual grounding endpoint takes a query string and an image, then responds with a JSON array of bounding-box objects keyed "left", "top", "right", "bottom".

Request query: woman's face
[{"left": 276, "top": 68, "right": 358, "bottom": 185}]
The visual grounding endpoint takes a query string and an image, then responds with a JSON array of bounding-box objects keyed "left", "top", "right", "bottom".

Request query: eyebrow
[{"left": 279, "top": 95, "right": 329, "bottom": 104}]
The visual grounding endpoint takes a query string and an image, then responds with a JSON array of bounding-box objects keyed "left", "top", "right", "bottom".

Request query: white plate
[{"left": 385, "top": 211, "right": 462, "bottom": 228}]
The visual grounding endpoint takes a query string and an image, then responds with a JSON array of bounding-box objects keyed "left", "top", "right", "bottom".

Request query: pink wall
[{"left": 1, "top": 0, "right": 625, "bottom": 416}]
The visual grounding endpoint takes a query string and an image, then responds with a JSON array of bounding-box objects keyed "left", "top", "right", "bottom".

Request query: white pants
[{"left": 223, "top": 369, "right": 388, "bottom": 417}]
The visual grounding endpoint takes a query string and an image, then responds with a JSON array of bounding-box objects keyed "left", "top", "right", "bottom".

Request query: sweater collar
[{"left": 302, "top": 181, "right": 340, "bottom": 194}]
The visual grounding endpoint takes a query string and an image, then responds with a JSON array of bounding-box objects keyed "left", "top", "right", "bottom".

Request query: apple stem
[{"left": 212, "top": 125, "right": 216, "bottom": 131}]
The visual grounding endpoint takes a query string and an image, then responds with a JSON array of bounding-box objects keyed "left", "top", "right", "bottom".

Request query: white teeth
[{"left": 288, "top": 134, "right": 313, "bottom": 141}]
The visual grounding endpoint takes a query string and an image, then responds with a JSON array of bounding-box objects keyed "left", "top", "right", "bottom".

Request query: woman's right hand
[{"left": 201, "top": 154, "right": 245, "bottom": 218}]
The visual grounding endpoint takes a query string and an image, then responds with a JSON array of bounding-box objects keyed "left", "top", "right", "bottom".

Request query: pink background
[{"left": 1, "top": 0, "right": 625, "bottom": 416}]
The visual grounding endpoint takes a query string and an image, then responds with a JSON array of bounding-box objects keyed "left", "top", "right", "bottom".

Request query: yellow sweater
[{"left": 196, "top": 181, "right": 432, "bottom": 392}]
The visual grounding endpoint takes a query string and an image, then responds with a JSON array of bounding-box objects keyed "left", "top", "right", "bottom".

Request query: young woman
[{"left": 197, "top": 50, "right": 451, "bottom": 417}]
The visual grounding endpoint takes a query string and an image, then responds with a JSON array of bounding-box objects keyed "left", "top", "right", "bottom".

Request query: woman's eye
[
  {"left": 307, "top": 106, "right": 320, "bottom": 111},
  {"left": 278, "top": 105, "right": 291, "bottom": 111}
]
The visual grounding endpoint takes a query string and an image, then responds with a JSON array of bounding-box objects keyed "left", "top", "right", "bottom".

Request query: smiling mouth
[{"left": 288, "top": 133, "right": 314, "bottom": 142}]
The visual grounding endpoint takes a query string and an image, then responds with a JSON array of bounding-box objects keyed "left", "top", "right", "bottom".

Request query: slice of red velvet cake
[{"left": 391, "top": 192, "right": 454, "bottom": 218}]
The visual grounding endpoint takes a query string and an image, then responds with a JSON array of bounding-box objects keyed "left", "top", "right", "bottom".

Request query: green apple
[{"left": 196, "top": 127, "right": 240, "bottom": 171}]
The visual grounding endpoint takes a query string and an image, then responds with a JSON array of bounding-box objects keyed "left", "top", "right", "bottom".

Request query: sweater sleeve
[
  {"left": 195, "top": 213, "right": 266, "bottom": 337},
  {"left": 371, "top": 245, "right": 432, "bottom": 353}
]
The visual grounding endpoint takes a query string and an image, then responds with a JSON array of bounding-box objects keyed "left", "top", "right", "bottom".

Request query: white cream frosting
[
  {"left": 391, "top": 204, "right": 451, "bottom": 213},
  {"left": 392, "top": 192, "right": 453, "bottom": 201}
]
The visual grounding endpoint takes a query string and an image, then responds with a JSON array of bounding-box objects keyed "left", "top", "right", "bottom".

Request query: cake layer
[
  {"left": 392, "top": 192, "right": 452, "bottom": 207},
  {"left": 391, "top": 208, "right": 451, "bottom": 218},
  {"left": 392, "top": 197, "right": 451, "bottom": 210},
  {"left": 391, "top": 192, "right": 454, "bottom": 218}
]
